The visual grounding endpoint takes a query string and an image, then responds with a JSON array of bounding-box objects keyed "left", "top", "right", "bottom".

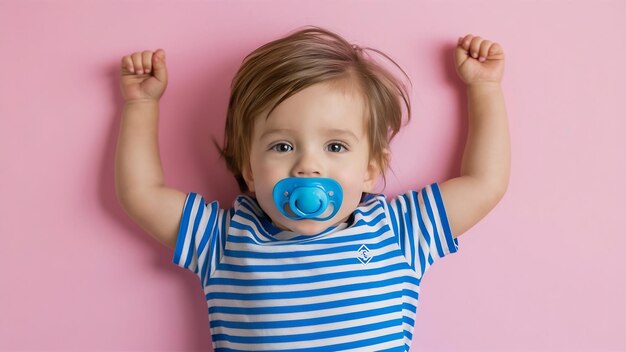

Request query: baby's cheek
[{"left": 338, "top": 178, "right": 365, "bottom": 209}]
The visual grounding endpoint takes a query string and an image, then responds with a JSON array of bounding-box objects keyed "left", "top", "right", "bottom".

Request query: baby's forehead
[
  {"left": 265, "top": 80, "right": 367, "bottom": 118},
  {"left": 261, "top": 92, "right": 366, "bottom": 130}
]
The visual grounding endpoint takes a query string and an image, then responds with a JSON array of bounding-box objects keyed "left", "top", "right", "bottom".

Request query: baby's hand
[
  {"left": 120, "top": 49, "right": 168, "bottom": 103},
  {"left": 455, "top": 35, "right": 505, "bottom": 86}
]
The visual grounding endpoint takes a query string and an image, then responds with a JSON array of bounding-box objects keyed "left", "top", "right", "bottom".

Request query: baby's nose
[
  {"left": 292, "top": 153, "right": 322, "bottom": 177},
  {"left": 296, "top": 169, "right": 321, "bottom": 177}
]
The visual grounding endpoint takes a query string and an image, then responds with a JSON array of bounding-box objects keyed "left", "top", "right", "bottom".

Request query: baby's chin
[{"left": 272, "top": 215, "right": 350, "bottom": 236}]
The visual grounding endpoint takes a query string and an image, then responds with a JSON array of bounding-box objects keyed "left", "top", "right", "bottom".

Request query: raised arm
[
  {"left": 115, "top": 49, "right": 187, "bottom": 249},
  {"left": 439, "top": 35, "right": 511, "bottom": 238}
]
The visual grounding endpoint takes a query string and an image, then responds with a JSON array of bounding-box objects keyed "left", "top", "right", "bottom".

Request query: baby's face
[{"left": 243, "top": 81, "right": 379, "bottom": 235}]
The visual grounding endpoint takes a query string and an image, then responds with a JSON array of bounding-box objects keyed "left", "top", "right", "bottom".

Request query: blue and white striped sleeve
[
  {"left": 386, "top": 182, "right": 459, "bottom": 279},
  {"left": 172, "top": 192, "right": 224, "bottom": 285}
]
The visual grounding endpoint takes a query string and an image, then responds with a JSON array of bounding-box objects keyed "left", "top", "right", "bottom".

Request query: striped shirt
[{"left": 173, "top": 182, "right": 459, "bottom": 351}]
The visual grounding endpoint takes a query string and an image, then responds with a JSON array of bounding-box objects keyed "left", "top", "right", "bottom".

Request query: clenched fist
[
  {"left": 120, "top": 49, "right": 168, "bottom": 103},
  {"left": 455, "top": 35, "right": 505, "bottom": 86}
]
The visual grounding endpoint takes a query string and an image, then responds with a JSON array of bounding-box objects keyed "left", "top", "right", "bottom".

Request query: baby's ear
[
  {"left": 363, "top": 160, "right": 382, "bottom": 193},
  {"left": 242, "top": 162, "right": 255, "bottom": 193},
  {"left": 363, "top": 149, "right": 390, "bottom": 193}
]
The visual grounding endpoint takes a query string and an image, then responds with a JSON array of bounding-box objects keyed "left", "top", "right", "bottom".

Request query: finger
[
  {"left": 152, "top": 49, "right": 167, "bottom": 83},
  {"left": 478, "top": 40, "right": 493, "bottom": 62},
  {"left": 469, "top": 36, "right": 482, "bottom": 59},
  {"left": 131, "top": 52, "right": 144, "bottom": 74},
  {"left": 142, "top": 50, "right": 153, "bottom": 74},
  {"left": 455, "top": 35, "right": 473, "bottom": 68},
  {"left": 489, "top": 42, "right": 505, "bottom": 59},
  {"left": 459, "top": 34, "right": 473, "bottom": 51},
  {"left": 121, "top": 56, "right": 135, "bottom": 73}
]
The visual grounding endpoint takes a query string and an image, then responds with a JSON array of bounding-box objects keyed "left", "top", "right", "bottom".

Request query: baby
[{"left": 116, "top": 26, "right": 509, "bottom": 351}]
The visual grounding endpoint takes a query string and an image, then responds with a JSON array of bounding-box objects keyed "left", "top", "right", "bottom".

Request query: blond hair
[{"left": 219, "top": 26, "right": 411, "bottom": 192}]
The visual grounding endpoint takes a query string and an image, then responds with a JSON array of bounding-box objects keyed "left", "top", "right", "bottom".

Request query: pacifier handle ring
[{"left": 288, "top": 187, "right": 328, "bottom": 218}]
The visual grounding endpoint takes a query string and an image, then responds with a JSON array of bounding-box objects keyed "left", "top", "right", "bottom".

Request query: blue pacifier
[{"left": 272, "top": 177, "right": 343, "bottom": 221}]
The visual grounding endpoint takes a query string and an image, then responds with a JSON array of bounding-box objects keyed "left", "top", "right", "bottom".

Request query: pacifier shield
[{"left": 272, "top": 177, "right": 343, "bottom": 221}]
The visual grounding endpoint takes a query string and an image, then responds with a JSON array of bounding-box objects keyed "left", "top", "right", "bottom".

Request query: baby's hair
[{"left": 218, "top": 25, "right": 412, "bottom": 192}]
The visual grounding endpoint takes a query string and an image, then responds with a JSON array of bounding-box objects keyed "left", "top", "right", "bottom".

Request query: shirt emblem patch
[{"left": 357, "top": 244, "right": 373, "bottom": 265}]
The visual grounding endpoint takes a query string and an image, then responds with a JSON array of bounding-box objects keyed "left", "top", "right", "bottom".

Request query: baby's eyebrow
[
  {"left": 324, "top": 128, "right": 360, "bottom": 142},
  {"left": 259, "top": 128, "right": 360, "bottom": 142},
  {"left": 260, "top": 128, "right": 295, "bottom": 140}
]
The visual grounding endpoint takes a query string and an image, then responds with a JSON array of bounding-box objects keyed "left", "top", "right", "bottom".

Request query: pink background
[{"left": 1, "top": 0, "right": 625, "bottom": 351}]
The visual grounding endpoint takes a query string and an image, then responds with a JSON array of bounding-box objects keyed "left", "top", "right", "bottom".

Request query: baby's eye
[
  {"left": 270, "top": 142, "right": 293, "bottom": 153},
  {"left": 326, "top": 142, "right": 348, "bottom": 153}
]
